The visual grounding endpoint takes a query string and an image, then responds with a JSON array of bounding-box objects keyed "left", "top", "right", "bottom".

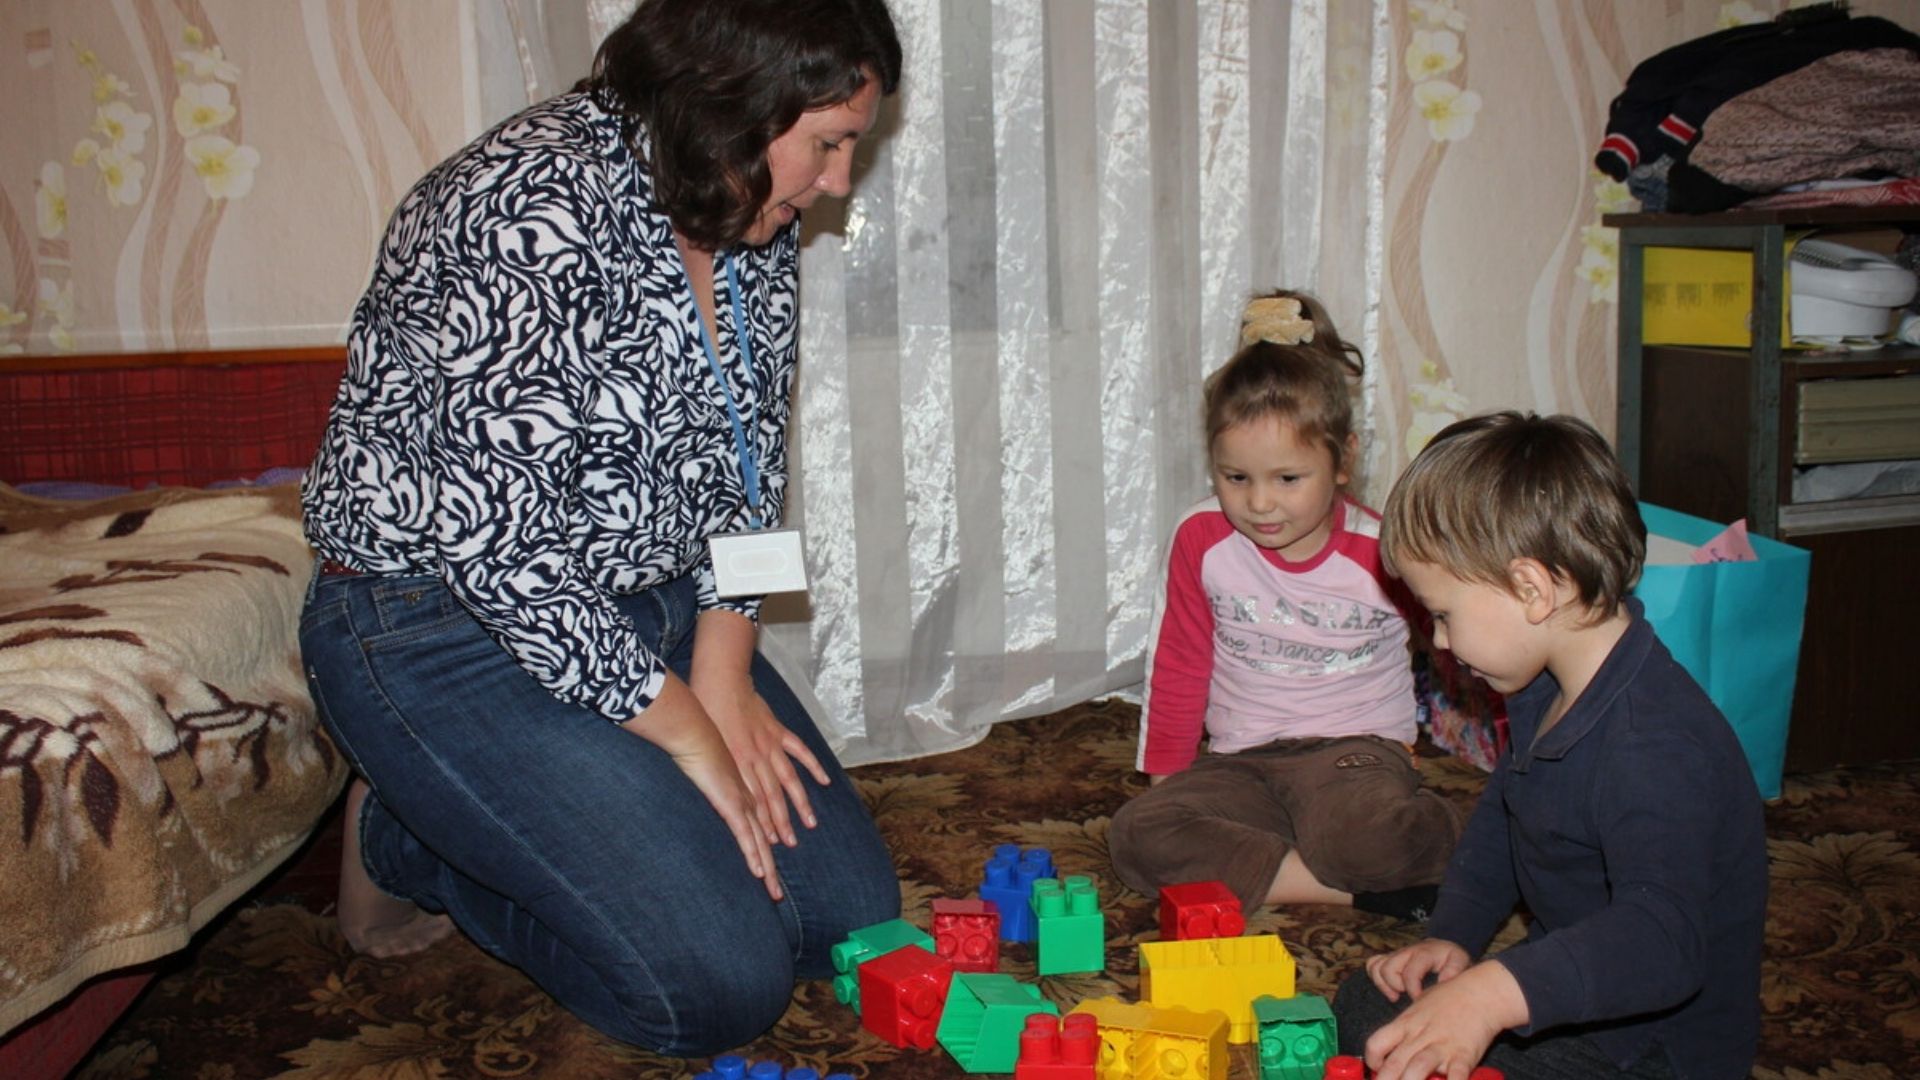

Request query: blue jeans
[{"left": 299, "top": 567, "right": 899, "bottom": 1055}]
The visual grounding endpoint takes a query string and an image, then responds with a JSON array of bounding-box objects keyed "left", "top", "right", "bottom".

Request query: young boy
[{"left": 1333, "top": 412, "right": 1767, "bottom": 1080}]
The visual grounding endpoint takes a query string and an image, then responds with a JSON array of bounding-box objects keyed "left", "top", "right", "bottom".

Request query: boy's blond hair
[{"left": 1382, "top": 411, "right": 1646, "bottom": 615}]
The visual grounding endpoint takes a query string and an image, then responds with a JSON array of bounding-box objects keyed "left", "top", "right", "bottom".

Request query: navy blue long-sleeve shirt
[{"left": 1425, "top": 601, "right": 1767, "bottom": 1080}]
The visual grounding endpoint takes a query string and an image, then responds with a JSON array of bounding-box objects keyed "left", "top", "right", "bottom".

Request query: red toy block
[
  {"left": 1319, "top": 1059, "right": 1503, "bottom": 1080},
  {"left": 1014, "top": 1011, "right": 1098, "bottom": 1080},
  {"left": 1159, "top": 881, "right": 1246, "bottom": 940},
  {"left": 932, "top": 898, "right": 1001, "bottom": 972},
  {"left": 857, "top": 945, "right": 955, "bottom": 1050}
]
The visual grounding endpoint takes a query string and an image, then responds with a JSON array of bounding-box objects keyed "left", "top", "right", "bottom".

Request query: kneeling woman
[{"left": 299, "top": 0, "right": 903, "bottom": 1055}]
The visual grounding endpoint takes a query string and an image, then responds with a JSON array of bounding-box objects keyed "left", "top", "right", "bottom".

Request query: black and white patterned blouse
[{"left": 303, "top": 91, "right": 797, "bottom": 723}]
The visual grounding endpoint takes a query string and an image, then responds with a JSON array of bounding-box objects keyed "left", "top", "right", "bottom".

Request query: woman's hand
[
  {"left": 690, "top": 610, "right": 829, "bottom": 849},
  {"left": 1366, "top": 939, "right": 1472, "bottom": 1002},
  {"left": 621, "top": 676, "right": 781, "bottom": 901},
  {"left": 1363, "top": 959, "right": 1527, "bottom": 1080}
]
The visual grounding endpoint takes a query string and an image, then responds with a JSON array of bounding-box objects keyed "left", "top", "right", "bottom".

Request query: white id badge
[{"left": 709, "top": 528, "right": 809, "bottom": 598}]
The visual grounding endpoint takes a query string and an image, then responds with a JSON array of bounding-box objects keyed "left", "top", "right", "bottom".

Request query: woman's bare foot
[{"left": 337, "top": 778, "right": 456, "bottom": 958}]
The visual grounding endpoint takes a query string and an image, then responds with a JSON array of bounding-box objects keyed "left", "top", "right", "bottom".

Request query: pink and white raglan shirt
[{"left": 1137, "top": 496, "right": 1421, "bottom": 775}]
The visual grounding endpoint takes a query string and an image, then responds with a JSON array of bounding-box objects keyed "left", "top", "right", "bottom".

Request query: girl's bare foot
[
  {"left": 337, "top": 778, "right": 456, "bottom": 957},
  {"left": 1264, "top": 849, "right": 1354, "bottom": 907}
]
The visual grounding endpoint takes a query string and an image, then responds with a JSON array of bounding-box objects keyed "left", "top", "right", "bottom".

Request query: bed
[{"left": 0, "top": 347, "right": 351, "bottom": 1076}]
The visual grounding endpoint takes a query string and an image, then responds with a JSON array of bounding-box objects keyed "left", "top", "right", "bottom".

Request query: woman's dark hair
[{"left": 586, "top": 0, "right": 902, "bottom": 249}]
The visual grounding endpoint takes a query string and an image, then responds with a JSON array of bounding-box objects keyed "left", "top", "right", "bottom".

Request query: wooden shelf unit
[
  {"left": 1607, "top": 208, "right": 1920, "bottom": 773},
  {"left": 1635, "top": 344, "right": 1920, "bottom": 534}
]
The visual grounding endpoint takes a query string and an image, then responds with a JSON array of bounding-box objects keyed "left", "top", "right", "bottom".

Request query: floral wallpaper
[
  {"left": 1369, "top": 0, "right": 1914, "bottom": 479},
  {"left": 0, "top": 0, "right": 475, "bottom": 355},
  {"left": 33, "top": 26, "right": 258, "bottom": 352}
]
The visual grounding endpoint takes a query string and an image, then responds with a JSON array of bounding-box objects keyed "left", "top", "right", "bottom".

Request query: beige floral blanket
[{"left": 0, "top": 482, "right": 347, "bottom": 1037}]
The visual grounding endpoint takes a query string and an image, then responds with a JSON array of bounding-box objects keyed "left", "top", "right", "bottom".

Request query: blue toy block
[
  {"left": 704, "top": 1056, "right": 854, "bottom": 1080},
  {"left": 980, "top": 844, "right": 1054, "bottom": 943}
]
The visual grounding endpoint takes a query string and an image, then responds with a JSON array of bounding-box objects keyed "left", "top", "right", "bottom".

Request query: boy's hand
[
  {"left": 1365, "top": 959, "right": 1529, "bottom": 1080},
  {"left": 1366, "top": 939, "right": 1471, "bottom": 1001}
]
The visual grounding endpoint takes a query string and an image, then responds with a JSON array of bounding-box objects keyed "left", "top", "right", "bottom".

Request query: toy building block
[
  {"left": 858, "top": 945, "right": 955, "bottom": 1050},
  {"left": 701, "top": 1057, "right": 854, "bottom": 1080},
  {"left": 831, "top": 918, "right": 936, "bottom": 1013},
  {"left": 933, "top": 898, "right": 1002, "bottom": 972},
  {"left": 1158, "top": 881, "right": 1245, "bottom": 941},
  {"left": 936, "top": 972, "right": 1061, "bottom": 1072},
  {"left": 980, "top": 844, "right": 1055, "bottom": 943},
  {"left": 1254, "top": 993, "right": 1336, "bottom": 1080},
  {"left": 1316, "top": 1052, "right": 1506, "bottom": 1079},
  {"left": 1321, "top": 1056, "right": 1364, "bottom": 1080},
  {"left": 1070, "top": 996, "right": 1230, "bottom": 1080},
  {"left": 1031, "top": 875, "right": 1106, "bottom": 975},
  {"left": 1015, "top": 1012, "right": 1099, "bottom": 1080},
  {"left": 1137, "top": 933, "right": 1296, "bottom": 1044}
]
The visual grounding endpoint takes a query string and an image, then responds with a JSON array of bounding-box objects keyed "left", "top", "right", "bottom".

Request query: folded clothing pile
[{"left": 1596, "top": 4, "right": 1920, "bottom": 214}]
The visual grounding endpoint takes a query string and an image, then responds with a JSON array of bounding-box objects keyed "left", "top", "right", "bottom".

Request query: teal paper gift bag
[{"left": 1631, "top": 503, "right": 1810, "bottom": 799}]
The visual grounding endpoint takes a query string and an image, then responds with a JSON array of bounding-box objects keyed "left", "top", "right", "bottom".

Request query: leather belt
[{"left": 319, "top": 559, "right": 364, "bottom": 578}]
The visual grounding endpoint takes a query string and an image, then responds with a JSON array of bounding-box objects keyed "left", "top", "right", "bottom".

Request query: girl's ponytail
[{"left": 1207, "top": 290, "right": 1364, "bottom": 476}]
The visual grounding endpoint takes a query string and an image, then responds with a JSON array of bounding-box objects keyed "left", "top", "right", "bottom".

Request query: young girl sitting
[{"left": 1107, "top": 291, "right": 1459, "bottom": 921}]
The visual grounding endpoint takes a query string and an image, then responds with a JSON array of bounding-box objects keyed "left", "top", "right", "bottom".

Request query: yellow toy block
[
  {"left": 1069, "top": 996, "right": 1229, "bottom": 1080},
  {"left": 1136, "top": 934, "right": 1296, "bottom": 1043}
]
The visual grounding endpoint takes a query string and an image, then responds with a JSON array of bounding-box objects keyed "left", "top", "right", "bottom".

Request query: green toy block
[
  {"left": 1254, "top": 993, "right": 1337, "bottom": 1080},
  {"left": 830, "top": 918, "right": 935, "bottom": 1014},
  {"left": 935, "top": 972, "right": 1060, "bottom": 1072},
  {"left": 1031, "top": 874, "right": 1105, "bottom": 976}
]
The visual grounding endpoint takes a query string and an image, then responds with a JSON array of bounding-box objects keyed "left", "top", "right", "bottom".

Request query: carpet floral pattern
[{"left": 75, "top": 699, "right": 1920, "bottom": 1078}]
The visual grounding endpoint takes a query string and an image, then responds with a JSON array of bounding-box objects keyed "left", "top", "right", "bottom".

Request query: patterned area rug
[{"left": 74, "top": 699, "right": 1920, "bottom": 1079}]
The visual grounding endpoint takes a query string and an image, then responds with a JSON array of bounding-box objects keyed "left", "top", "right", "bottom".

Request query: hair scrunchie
[{"left": 1239, "top": 296, "right": 1315, "bottom": 348}]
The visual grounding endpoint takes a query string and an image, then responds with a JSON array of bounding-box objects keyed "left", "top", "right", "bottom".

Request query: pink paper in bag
[{"left": 1693, "top": 518, "right": 1759, "bottom": 564}]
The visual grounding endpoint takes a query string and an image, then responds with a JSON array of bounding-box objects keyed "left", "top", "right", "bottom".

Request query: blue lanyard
[{"left": 694, "top": 255, "right": 764, "bottom": 528}]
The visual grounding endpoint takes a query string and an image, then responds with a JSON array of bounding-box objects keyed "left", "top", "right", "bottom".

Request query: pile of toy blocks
[
  {"left": 834, "top": 845, "right": 1333, "bottom": 1079},
  {"left": 822, "top": 845, "right": 1109, "bottom": 1073},
  {"left": 704, "top": 854, "right": 1500, "bottom": 1079},
  {"left": 1133, "top": 879, "right": 1327, "bottom": 1080}
]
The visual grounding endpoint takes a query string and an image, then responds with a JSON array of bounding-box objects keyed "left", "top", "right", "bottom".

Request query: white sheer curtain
[{"left": 495, "top": 0, "right": 1390, "bottom": 765}]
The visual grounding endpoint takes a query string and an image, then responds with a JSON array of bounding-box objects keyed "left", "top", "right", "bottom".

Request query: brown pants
[{"left": 1107, "top": 735, "right": 1460, "bottom": 913}]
